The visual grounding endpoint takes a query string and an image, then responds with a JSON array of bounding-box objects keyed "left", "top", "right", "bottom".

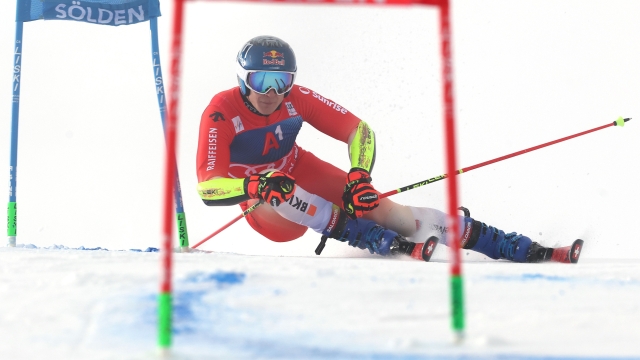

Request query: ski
[
  {"left": 315, "top": 231, "right": 582, "bottom": 264},
  {"left": 393, "top": 237, "right": 584, "bottom": 264},
  {"left": 527, "top": 239, "right": 584, "bottom": 264},
  {"left": 315, "top": 235, "right": 439, "bottom": 262},
  {"left": 391, "top": 236, "right": 439, "bottom": 262}
]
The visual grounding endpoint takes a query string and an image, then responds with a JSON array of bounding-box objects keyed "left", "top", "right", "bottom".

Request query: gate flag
[{"left": 16, "top": 0, "right": 161, "bottom": 26}]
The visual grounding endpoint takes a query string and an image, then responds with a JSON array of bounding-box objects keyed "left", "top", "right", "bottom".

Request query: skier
[{"left": 195, "top": 35, "right": 564, "bottom": 263}]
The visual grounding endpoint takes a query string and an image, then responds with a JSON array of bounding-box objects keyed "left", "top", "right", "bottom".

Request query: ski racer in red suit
[{"left": 196, "top": 35, "right": 556, "bottom": 262}]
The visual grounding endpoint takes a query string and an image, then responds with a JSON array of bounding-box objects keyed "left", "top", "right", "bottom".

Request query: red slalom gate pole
[
  {"left": 158, "top": 0, "right": 185, "bottom": 352},
  {"left": 438, "top": 0, "right": 465, "bottom": 342}
]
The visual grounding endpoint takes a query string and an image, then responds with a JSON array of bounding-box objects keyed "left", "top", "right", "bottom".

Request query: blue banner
[{"left": 17, "top": 0, "right": 161, "bottom": 25}]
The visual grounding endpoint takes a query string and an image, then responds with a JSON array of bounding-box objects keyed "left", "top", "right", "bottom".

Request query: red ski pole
[
  {"left": 194, "top": 117, "right": 630, "bottom": 250},
  {"left": 191, "top": 200, "right": 263, "bottom": 249},
  {"left": 380, "top": 117, "right": 630, "bottom": 198}
]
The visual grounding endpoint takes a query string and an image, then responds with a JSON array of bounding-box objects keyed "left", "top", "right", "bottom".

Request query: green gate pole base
[
  {"left": 8, "top": 202, "right": 17, "bottom": 247},
  {"left": 450, "top": 274, "right": 465, "bottom": 343},
  {"left": 158, "top": 292, "right": 172, "bottom": 348}
]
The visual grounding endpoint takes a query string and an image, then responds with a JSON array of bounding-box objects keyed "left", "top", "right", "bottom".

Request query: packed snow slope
[
  {"left": 1, "top": 247, "right": 640, "bottom": 359},
  {"left": 1, "top": 0, "right": 639, "bottom": 359}
]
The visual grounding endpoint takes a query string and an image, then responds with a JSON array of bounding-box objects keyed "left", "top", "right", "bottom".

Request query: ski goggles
[{"left": 237, "top": 65, "right": 296, "bottom": 95}]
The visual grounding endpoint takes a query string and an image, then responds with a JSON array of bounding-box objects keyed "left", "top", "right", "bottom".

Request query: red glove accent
[
  {"left": 246, "top": 171, "right": 296, "bottom": 207},
  {"left": 342, "top": 169, "right": 380, "bottom": 219}
]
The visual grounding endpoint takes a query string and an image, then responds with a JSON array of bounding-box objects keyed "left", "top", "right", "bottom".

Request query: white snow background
[{"left": 1, "top": 0, "right": 640, "bottom": 359}]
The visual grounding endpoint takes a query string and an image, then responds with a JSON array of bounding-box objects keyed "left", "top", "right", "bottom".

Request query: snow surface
[
  {"left": 1, "top": 0, "right": 640, "bottom": 358},
  {"left": 2, "top": 247, "right": 640, "bottom": 359}
]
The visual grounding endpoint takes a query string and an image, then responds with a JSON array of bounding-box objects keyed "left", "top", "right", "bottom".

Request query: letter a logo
[{"left": 262, "top": 132, "right": 280, "bottom": 155}]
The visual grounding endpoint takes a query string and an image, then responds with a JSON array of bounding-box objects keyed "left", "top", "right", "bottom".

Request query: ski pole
[
  {"left": 380, "top": 117, "right": 630, "bottom": 198},
  {"left": 195, "top": 117, "right": 630, "bottom": 250},
  {"left": 191, "top": 200, "right": 264, "bottom": 249}
]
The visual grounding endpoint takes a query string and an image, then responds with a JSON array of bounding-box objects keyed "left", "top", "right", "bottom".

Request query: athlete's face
[{"left": 247, "top": 89, "right": 284, "bottom": 115}]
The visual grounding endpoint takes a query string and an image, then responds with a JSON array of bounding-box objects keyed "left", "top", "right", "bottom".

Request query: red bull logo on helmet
[
  {"left": 263, "top": 50, "right": 285, "bottom": 66},
  {"left": 263, "top": 50, "right": 285, "bottom": 59},
  {"left": 263, "top": 59, "right": 285, "bottom": 66}
]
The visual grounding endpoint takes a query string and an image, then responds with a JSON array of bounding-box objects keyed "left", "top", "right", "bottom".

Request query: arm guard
[
  {"left": 348, "top": 121, "right": 376, "bottom": 173},
  {"left": 197, "top": 177, "right": 250, "bottom": 206}
]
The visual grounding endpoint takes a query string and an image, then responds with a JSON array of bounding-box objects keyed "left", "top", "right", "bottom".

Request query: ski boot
[
  {"left": 319, "top": 207, "right": 402, "bottom": 256},
  {"left": 461, "top": 218, "right": 533, "bottom": 262},
  {"left": 459, "top": 206, "right": 584, "bottom": 263}
]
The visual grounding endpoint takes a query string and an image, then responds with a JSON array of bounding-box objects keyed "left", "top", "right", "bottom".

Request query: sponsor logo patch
[
  {"left": 198, "top": 188, "right": 229, "bottom": 198},
  {"left": 263, "top": 50, "right": 285, "bottom": 66},
  {"left": 358, "top": 194, "right": 378, "bottom": 202},
  {"left": 232, "top": 116, "right": 244, "bottom": 133},
  {"left": 310, "top": 91, "right": 348, "bottom": 114},
  {"left": 209, "top": 111, "right": 225, "bottom": 122},
  {"left": 287, "top": 195, "right": 313, "bottom": 214},
  {"left": 325, "top": 205, "right": 340, "bottom": 233},
  {"left": 263, "top": 59, "right": 285, "bottom": 66},
  {"left": 264, "top": 50, "right": 285, "bottom": 58},
  {"left": 430, "top": 224, "right": 448, "bottom": 235},
  {"left": 285, "top": 102, "right": 297, "bottom": 116},
  {"left": 460, "top": 221, "right": 473, "bottom": 248},
  {"left": 206, "top": 128, "right": 218, "bottom": 171}
]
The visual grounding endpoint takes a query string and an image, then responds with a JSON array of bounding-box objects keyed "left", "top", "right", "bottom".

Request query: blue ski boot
[
  {"left": 321, "top": 206, "right": 401, "bottom": 256},
  {"left": 461, "top": 207, "right": 575, "bottom": 264},
  {"left": 461, "top": 216, "right": 533, "bottom": 263}
]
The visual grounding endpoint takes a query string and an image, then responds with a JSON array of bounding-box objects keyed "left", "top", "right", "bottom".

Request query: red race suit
[{"left": 196, "top": 85, "right": 362, "bottom": 242}]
